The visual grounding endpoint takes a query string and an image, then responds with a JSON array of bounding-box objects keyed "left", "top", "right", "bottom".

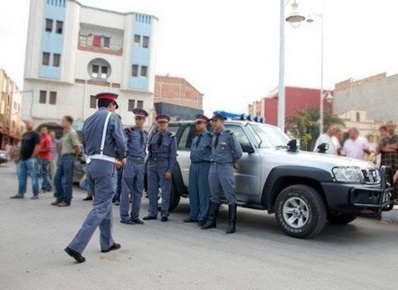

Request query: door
[{"left": 224, "top": 124, "right": 261, "bottom": 202}]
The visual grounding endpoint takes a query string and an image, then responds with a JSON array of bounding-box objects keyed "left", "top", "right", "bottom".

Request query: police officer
[
  {"left": 65, "top": 92, "right": 126, "bottom": 263},
  {"left": 143, "top": 114, "right": 177, "bottom": 222},
  {"left": 119, "top": 108, "right": 148, "bottom": 225},
  {"left": 183, "top": 114, "right": 212, "bottom": 226},
  {"left": 201, "top": 112, "right": 242, "bottom": 234}
]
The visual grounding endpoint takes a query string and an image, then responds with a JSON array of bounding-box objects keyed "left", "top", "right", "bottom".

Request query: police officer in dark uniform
[
  {"left": 183, "top": 114, "right": 212, "bottom": 226},
  {"left": 119, "top": 108, "right": 148, "bottom": 225},
  {"left": 202, "top": 112, "right": 242, "bottom": 234},
  {"left": 65, "top": 92, "right": 126, "bottom": 263},
  {"left": 143, "top": 114, "right": 177, "bottom": 222}
]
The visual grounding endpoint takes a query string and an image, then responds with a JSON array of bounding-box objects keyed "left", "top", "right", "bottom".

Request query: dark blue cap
[
  {"left": 195, "top": 114, "right": 209, "bottom": 123},
  {"left": 156, "top": 114, "right": 170, "bottom": 123},
  {"left": 133, "top": 108, "right": 148, "bottom": 118},
  {"left": 210, "top": 112, "right": 227, "bottom": 121}
]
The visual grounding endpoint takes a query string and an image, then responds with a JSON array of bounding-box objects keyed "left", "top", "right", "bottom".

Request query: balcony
[{"left": 78, "top": 23, "right": 124, "bottom": 57}]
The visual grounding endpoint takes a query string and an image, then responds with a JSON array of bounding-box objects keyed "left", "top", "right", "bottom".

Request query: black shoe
[
  {"left": 131, "top": 219, "right": 144, "bottom": 225},
  {"left": 183, "top": 217, "right": 198, "bottom": 223},
  {"left": 226, "top": 204, "right": 237, "bottom": 234},
  {"left": 101, "top": 243, "right": 121, "bottom": 253},
  {"left": 115, "top": 200, "right": 120, "bottom": 206},
  {"left": 143, "top": 215, "right": 157, "bottom": 221},
  {"left": 10, "top": 194, "right": 24, "bottom": 199},
  {"left": 120, "top": 220, "right": 135, "bottom": 225},
  {"left": 64, "top": 247, "right": 86, "bottom": 264},
  {"left": 58, "top": 201, "right": 70, "bottom": 207},
  {"left": 83, "top": 196, "right": 93, "bottom": 201},
  {"left": 51, "top": 199, "right": 62, "bottom": 206},
  {"left": 197, "top": 220, "right": 206, "bottom": 227},
  {"left": 161, "top": 217, "right": 168, "bottom": 222},
  {"left": 201, "top": 202, "right": 220, "bottom": 229}
]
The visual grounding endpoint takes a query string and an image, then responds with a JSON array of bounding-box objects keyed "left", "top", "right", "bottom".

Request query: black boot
[
  {"left": 201, "top": 202, "right": 220, "bottom": 229},
  {"left": 226, "top": 204, "right": 237, "bottom": 234}
]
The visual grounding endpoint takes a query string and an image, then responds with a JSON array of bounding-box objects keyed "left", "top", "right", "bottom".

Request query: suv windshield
[{"left": 249, "top": 123, "right": 290, "bottom": 148}]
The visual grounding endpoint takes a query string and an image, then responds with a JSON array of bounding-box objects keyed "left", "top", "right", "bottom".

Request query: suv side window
[
  {"left": 224, "top": 125, "right": 251, "bottom": 147},
  {"left": 178, "top": 125, "right": 195, "bottom": 150}
]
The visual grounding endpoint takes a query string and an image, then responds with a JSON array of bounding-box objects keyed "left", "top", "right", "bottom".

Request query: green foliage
[{"left": 286, "top": 106, "right": 344, "bottom": 151}]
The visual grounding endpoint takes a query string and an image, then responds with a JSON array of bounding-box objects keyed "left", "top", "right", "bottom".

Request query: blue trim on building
[
  {"left": 39, "top": 0, "right": 66, "bottom": 79},
  {"left": 129, "top": 14, "right": 152, "bottom": 91}
]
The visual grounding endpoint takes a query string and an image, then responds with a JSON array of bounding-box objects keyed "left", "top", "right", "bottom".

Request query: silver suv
[{"left": 149, "top": 118, "right": 395, "bottom": 238}]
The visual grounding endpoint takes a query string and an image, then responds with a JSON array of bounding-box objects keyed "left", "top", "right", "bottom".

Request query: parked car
[
  {"left": 147, "top": 116, "right": 396, "bottom": 238},
  {"left": 0, "top": 150, "right": 10, "bottom": 165}
]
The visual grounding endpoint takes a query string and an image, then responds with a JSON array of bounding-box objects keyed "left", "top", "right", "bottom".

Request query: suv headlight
[{"left": 332, "top": 167, "right": 364, "bottom": 183}]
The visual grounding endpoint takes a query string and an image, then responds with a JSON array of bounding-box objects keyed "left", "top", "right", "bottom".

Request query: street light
[
  {"left": 305, "top": 13, "right": 326, "bottom": 134},
  {"left": 278, "top": 0, "right": 306, "bottom": 132}
]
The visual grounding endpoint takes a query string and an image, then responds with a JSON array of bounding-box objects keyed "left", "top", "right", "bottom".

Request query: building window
[
  {"left": 356, "top": 112, "right": 361, "bottom": 122},
  {"left": 39, "top": 91, "right": 47, "bottom": 104},
  {"left": 92, "top": 65, "right": 99, "bottom": 78},
  {"left": 49, "top": 92, "right": 57, "bottom": 104},
  {"left": 90, "top": 95, "right": 96, "bottom": 108},
  {"left": 128, "top": 100, "right": 135, "bottom": 112},
  {"left": 42, "top": 52, "right": 50, "bottom": 66},
  {"left": 53, "top": 53, "right": 61, "bottom": 67},
  {"left": 88, "top": 58, "right": 111, "bottom": 80},
  {"left": 45, "top": 19, "right": 53, "bottom": 32},
  {"left": 137, "top": 100, "right": 143, "bottom": 109},
  {"left": 141, "top": 66, "right": 148, "bottom": 77},
  {"left": 103, "top": 36, "right": 110, "bottom": 48},
  {"left": 56, "top": 21, "right": 63, "bottom": 34},
  {"left": 143, "top": 36, "right": 150, "bottom": 48},
  {"left": 132, "top": 64, "right": 139, "bottom": 77},
  {"left": 101, "top": 66, "right": 108, "bottom": 79},
  {"left": 134, "top": 34, "right": 141, "bottom": 44}
]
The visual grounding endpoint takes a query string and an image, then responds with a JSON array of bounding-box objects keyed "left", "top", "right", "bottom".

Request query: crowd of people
[
  {"left": 314, "top": 122, "right": 398, "bottom": 189},
  {"left": 8, "top": 92, "right": 242, "bottom": 264}
]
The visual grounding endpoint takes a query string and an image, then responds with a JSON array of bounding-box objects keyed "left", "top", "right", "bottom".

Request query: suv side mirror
[
  {"left": 241, "top": 144, "right": 255, "bottom": 154},
  {"left": 317, "top": 143, "right": 329, "bottom": 153}
]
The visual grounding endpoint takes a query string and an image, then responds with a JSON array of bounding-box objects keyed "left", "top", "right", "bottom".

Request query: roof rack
[{"left": 214, "top": 111, "right": 266, "bottom": 123}]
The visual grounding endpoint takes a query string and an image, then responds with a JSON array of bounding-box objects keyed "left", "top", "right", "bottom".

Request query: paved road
[{"left": 1, "top": 164, "right": 398, "bottom": 290}]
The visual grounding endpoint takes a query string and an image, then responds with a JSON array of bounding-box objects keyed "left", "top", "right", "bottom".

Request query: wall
[{"left": 333, "top": 73, "right": 398, "bottom": 122}]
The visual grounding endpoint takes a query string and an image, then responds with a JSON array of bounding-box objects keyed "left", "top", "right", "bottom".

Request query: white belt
[{"left": 86, "top": 154, "right": 116, "bottom": 164}]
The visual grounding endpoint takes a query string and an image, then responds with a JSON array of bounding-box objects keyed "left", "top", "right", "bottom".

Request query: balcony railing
[{"left": 78, "top": 40, "right": 123, "bottom": 56}]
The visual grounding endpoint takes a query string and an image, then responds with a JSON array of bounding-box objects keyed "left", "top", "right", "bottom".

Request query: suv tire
[
  {"left": 275, "top": 185, "right": 327, "bottom": 239},
  {"left": 157, "top": 182, "right": 181, "bottom": 212},
  {"left": 327, "top": 213, "right": 357, "bottom": 225}
]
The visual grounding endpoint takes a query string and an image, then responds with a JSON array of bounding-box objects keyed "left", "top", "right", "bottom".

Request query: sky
[{"left": 0, "top": 0, "right": 397, "bottom": 116}]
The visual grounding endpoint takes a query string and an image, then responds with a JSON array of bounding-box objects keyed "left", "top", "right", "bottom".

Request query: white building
[{"left": 23, "top": 0, "right": 158, "bottom": 126}]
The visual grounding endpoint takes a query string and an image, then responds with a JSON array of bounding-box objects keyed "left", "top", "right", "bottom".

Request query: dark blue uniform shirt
[
  {"left": 83, "top": 108, "right": 126, "bottom": 159},
  {"left": 148, "top": 131, "right": 177, "bottom": 173},
  {"left": 190, "top": 131, "right": 212, "bottom": 163},
  {"left": 125, "top": 127, "right": 147, "bottom": 158},
  {"left": 211, "top": 128, "right": 242, "bottom": 164}
]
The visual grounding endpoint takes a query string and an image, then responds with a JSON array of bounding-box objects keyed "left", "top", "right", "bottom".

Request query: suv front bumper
[{"left": 322, "top": 167, "right": 396, "bottom": 216}]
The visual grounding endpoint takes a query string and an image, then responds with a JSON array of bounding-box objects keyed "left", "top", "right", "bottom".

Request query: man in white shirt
[
  {"left": 313, "top": 124, "right": 340, "bottom": 155},
  {"left": 343, "top": 127, "right": 370, "bottom": 160}
]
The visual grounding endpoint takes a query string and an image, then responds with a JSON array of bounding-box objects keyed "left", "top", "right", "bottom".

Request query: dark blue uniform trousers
[
  {"left": 147, "top": 161, "right": 171, "bottom": 218},
  {"left": 189, "top": 162, "right": 211, "bottom": 221},
  {"left": 67, "top": 160, "right": 115, "bottom": 253},
  {"left": 120, "top": 158, "right": 145, "bottom": 221},
  {"left": 209, "top": 164, "right": 237, "bottom": 205}
]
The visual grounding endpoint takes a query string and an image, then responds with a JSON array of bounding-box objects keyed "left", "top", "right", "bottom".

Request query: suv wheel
[
  {"left": 157, "top": 182, "right": 181, "bottom": 212},
  {"left": 327, "top": 213, "right": 357, "bottom": 225},
  {"left": 275, "top": 185, "right": 327, "bottom": 238}
]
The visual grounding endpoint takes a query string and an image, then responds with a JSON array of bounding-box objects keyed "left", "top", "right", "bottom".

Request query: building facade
[
  {"left": 0, "top": 69, "right": 24, "bottom": 148},
  {"left": 333, "top": 73, "right": 398, "bottom": 123},
  {"left": 248, "top": 86, "right": 332, "bottom": 126},
  {"left": 23, "top": 0, "right": 158, "bottom": 126},
  {"left": 153, "top": 75, "right": 204, "bottom": 120}
]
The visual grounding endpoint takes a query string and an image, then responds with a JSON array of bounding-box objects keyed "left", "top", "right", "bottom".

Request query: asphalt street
[{"left": 1, "top": 163, "right": 398, "bottom": 290}]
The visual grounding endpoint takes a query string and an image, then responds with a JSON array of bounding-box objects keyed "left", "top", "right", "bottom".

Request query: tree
[{"left": 286, "top": 106, "right": 344, "bottom": 151}]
